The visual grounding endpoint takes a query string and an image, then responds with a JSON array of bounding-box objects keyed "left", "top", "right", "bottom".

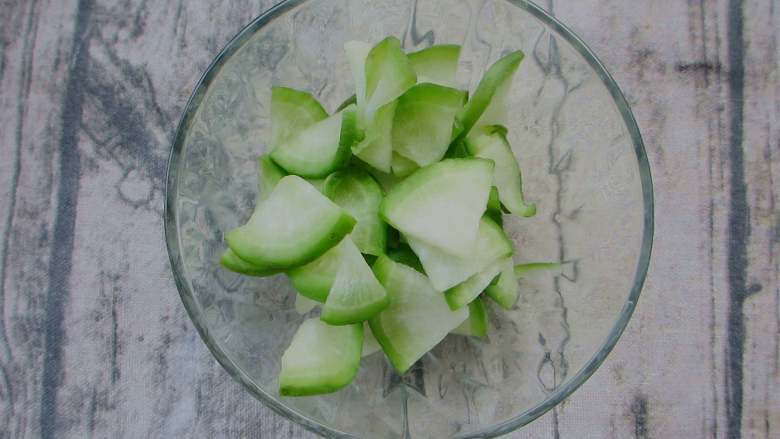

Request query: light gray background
[{"left": 0, "top": 0, "right": 778, "bottom": 438}]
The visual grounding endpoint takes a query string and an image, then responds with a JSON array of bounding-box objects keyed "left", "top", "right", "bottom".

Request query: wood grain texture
[{"left": 0, "top": 0, "right": 777, "bottom": 438}]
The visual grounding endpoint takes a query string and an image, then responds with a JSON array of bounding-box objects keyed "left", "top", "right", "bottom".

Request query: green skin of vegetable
[
  {"left": 269, "top": 86, "right": 328, "bottom": 151},
  {"left": 454, "top": 50, "right": 524, "bottom": 144},
  {"left": 219, "top": 248, "right": 279, "bottom": 277},
  {"left": 279, "top": 319, "right": 363, "bottom": 396},
  {"left": 323, "top": 168, "right": 387, "bottom": 256},
  {"left": 226, "top": 177, "right": 357, "bottom": 271}
]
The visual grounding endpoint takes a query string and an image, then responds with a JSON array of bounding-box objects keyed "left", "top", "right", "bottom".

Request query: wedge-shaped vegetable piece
[
  {"left": 391, "top": 152, "right": 418, "bottom": 178},
  {"left": 295, "top": 294, "right": 320, "bottom": 315},
  {"left": 392, "top": 83, "right": 467, "bottom": 167},
  {"left": 353, "top": 100, "right": 396, "bottom": 173},
  {"left": 451, "top": 297, "right": 489, "bottom": 336},
  {"left": 456, "top": 50, "right": 524, "bottom": 141},
  {"left": 344, "top": 41, "right": 371, "bottom": 108},
  {"left": 407, "top": 216, "right": 512, "bottom": 291},
  {"left": 321, "top": 238, "right": 389, "bottom": 325},
  {"left": 369, "top": 256, "right": 469, "bottom": 373},
  {"left": 408, "top": 44, "right": 461, "bottom": 87},
  {"left": 220, "top": 248, "right": 278, "bottom": 276},
  {"left": 364, "top": 37, "right": 416, "bottom": 120},
  {"left": 258, "top": 155, "right": 286, "bottom": 201},
  {"left": 362, "top": 322, "right": 382, "bottom": 357},
  {"left": 466, "top": 125, "right": 536, "bottom": 217},
  {"left": 323, "top": 168, "right": 386, "bottom": 256},
  {"left": 279, "top": 318, "right": 363, "bottom": 396},
  {"left": 287, "top": 239, "right": 347, "bottom": 302},
  {"left": 270, "top": 86, "right": 328, "bottom": 151},
  {"left": 381, "top": 158, "right": 494, "bottom": 257},
  {"left": 485, "top": 259, "right": 519, "bottom": 309},
  {"left": 270, "top": 105, "right": 361, "bottom": 178},
  {"left": 445, "top": 258, "right": 506, "bottom": 310},
  {"left": 226, "top": 176, "right": 355, "bottom": 270}
]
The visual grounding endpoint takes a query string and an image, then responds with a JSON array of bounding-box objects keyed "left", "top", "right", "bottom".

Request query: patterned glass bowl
[{"left": 164, "top": 0, "right": 654, "bottom": 437}]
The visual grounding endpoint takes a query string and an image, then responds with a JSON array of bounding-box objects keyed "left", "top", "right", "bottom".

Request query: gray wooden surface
[{"left": 1, "top": 0, "right": 778, "bottom": 438}]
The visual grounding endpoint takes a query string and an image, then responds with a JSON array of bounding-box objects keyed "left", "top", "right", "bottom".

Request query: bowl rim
[{"left": 163, "top": 0, "right": 654, "bottom": 437}]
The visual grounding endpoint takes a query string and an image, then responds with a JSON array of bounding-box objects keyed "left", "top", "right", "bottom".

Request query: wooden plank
[
  {"left": 737, "top": 0, "right": 780, "bottom": 437},
  {"left": 31, "top": 0, "right": 313, "bottom": 437},
  {"left": 0, "top": 1, "right": 83, "bottom": 438}
]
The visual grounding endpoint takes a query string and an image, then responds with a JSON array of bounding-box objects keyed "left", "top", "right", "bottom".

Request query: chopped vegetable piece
[
  {"left": 392, "top": 83, "right": 467, "bottom": 167},
  {"left": 369, "top": 256, "right": 469, "bottom": 373},
  {"left": 323, "top": 168, "right": 386, "bottom": 256},
  {"left": 391, "top": 152, "right": 419, "bottom": 178},
  {"left": 287, "top": 239, "right": 347, "bottom": 302},
  {"left": 258, "top": 155, "right": 287, "bottom": 201},
  {"left": 226, "top": 176, "right": 355, "bottom": 270},
  {"left": 364, "top": 37, "right": 417, "bottom": 120},
  {"left": 466, "top": 125, "right": 536, "bottom": 217},
  {"left": 279, "top": 318, "right": 363, "bottom": 396},
  {"left": 407, "top": 216, "right": 512, "bottom": 291},
  {"left": 270, "top": 105, "right": 362, "bottom": 178},
  {"left": 485, "top": 259, "right": 519, "bottom": 309},
  {"left": 362, "top": 322, "right": 382, "bottom": 357},
  {"left": 220, "top": 248, "right": 278, "bottom": 276},
  {"left": 353, "top": 100, "right": 396, "bottom": 173},
  {"left": 445, "top": 259, "right": 505, "bottom": 310},
  {"left": 452, "top": 297, "right": 489, "bottom": 336},
  {"left": 270, "top": 86, "right": 328, "bottom": 151},
  {"left": 408, "top": 44, "right": 461, "bottom": 87},
  {"left": 321, "top": 238, "right": 389, "bottom": 325},
  {"left": 456, "top": 50, "right": 524, "bottom": 142},
  {"left": 381, "top": 158, "right": 494, "bottom": 257}
]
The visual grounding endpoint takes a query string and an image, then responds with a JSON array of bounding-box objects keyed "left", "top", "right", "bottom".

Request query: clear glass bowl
[{"left": 164, "top": 0, "right": 654, "bottom": 437}]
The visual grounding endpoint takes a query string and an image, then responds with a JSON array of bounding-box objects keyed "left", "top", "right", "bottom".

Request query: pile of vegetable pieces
[{"left": 221, "top": 37, "right": 546, "bottom": 397}]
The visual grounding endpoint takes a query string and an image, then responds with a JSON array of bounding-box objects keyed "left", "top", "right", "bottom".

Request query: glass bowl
[{"left": 164, "top": 0, "right": 654, "bottom": 437}]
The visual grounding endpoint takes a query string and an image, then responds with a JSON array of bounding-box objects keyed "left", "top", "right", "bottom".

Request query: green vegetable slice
[
  {"left": 456, "top": 50, "right": 524, "bottom": 142},
  {"left": 381, "top": 158, "right": 494, "bottom": 257},
  {"left": 287, "top": 239, "right": 347, "bottom": 302},
  {"left": 451, "top": 297, "right": 489, "bottom": 336},
  {"left": 344, "top": 41, "right": 372, "bottom": 109},
  {"left": 226, "top": 176, "right": 355, "bottom": 270},
  {"left": 219, "top": 248, "right": 278, "bottom": 277},
  {"left": 270, "top": 105, "right": 361, "bottom": 178},
  {"left": 321, "top": 238, "right": 389, "bottom": 325},
  {"left": 258, "top": 155, "right": 287, "bottom": 201},
  {"left": 445, "top": 258, "right": 506, "bottom": 310},
  {"left": 406, "top": 216, "right": 511, "bottom": 291},
  {"left": 369, "top": 256, "right": 469, "bottom": 373},
  {"left": 364, "top": 37, "right": 416, "bottom": 120},
  {"left": 279, "top": 318, "right": 363, "bottom": 396},
  {"left": 391, "top": 152, "right": 419, "bottom": 178},
  {"left": 270, "top": 86, "right": 328, "bottom": 151},
  {"left": 408, "top": 44, "right": 461, "bottom": 87},
  {"left": 362, "top": 322, "right": 382, "bottom": 357},
  {"left": 485, "top": 259, "right": 519, "bottom": 309},
  {"left": 392, "top": 83, "right": 467, "bottom": 167},
  {"left": 466, "top": 125, "right": 536, "bottom": 217},
  {"left": 352, "top": 100, "right": 396, "bottom": 173},
  {"left": 323, "top": 168, "right": 386, "bottom": 256}
]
